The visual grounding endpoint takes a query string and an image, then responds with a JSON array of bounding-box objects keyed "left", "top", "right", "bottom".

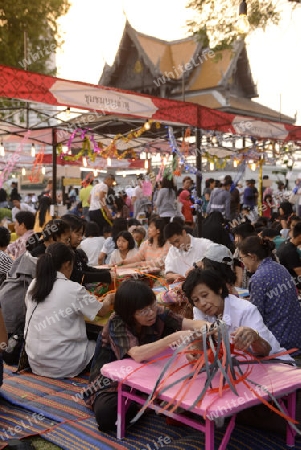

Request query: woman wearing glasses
[{"left": 84, "top": 279, "right": 208, "bottom": 431}]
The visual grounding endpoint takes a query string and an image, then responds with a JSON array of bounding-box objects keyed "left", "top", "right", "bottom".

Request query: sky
[{"left": 56, "top": 0, "right": 301, "bottom": 125}]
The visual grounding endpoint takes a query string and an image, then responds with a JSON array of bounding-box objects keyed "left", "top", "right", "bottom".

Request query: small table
[{"left": 102, "top": 353, "right": 301, "bottom": 450}]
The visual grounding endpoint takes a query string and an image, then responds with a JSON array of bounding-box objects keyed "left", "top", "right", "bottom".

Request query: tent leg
[
  {"left": 52, "top": 127, "right": 57, "bottom": 209},
  {"left": 196, "top": 128, "right": 203, "bottom": 237}
]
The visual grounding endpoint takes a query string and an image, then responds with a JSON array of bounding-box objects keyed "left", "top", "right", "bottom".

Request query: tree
[
  {"left": 186, "top": 0, "right": 280, "bottom": 49},
  {"left": 0, "top": 0, "right": 70, "bottom": 75}
]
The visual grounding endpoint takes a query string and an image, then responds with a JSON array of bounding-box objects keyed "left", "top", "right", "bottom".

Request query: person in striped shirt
[{"left": 0, "top": 227, "right": 13, "bottom": 286}]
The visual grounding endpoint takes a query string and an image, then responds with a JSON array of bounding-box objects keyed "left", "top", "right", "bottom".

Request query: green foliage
[
  {"left": 186, "top": 0, "right": 280, "bottom": 49},
  {"left": 0, "top": 208, "right": 12, "bottom": 222},
  {"left": 0, "top": 0, "right": 70, "bottom": 74}
]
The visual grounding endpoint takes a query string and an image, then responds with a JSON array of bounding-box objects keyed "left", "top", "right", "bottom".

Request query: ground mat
[{"left": 1, "top": 365, "right": 301, "bottom": 449}]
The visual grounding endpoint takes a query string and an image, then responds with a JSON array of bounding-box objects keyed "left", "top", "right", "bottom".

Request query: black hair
[
  {"left": 254, "top": 217, "right": 269, "bottom": 230},
  {"left": 148, "top": 217, "right": 166, "bottom": 248},
  {"left": 116, "top": 231, "right": 135, "bottom": 250},
  {"left": 164, "top": 220, "right": 184, "bottom": 240},
  {"left": 29, "top": 242, "right": 75, "bottom": 303},
  {"left": 205, "top": 178, "right": 214, "bottom": 188},
  {"left": 61, "top": 214, "right": 85, "bottom": 233},
  {"left": 279, "top": 202, "right": 293, "bottom": 219},
  {"left": 182, "top": 269, "right": 229, "bottom": 305},
  {"left": 0, "top": 227, "right": 10, "bottom": 248},
  {"left": 0, "top": 188, "right": 7, "bottom": 203},
  {"left": 238, "top": 235, "right": 275, "bottom": 261},
  {"left": 202, "top": 257, "right": 236, "bottom": 286},
  {"left": 103, "top": 224, "right": 112, "bottom": 235},
  {"left": 161, "top": 176, "right": 176, "bottom": 195},
  {"left": 128, "top": 218, "right": 141, "bottom": 228},
  {"left": 85, "top": 221, "right": 100, "bottom": 237},
  {"left": 15, "top": 211, "right": 35, "bottom": 230},
  {"left": 11, "top": 193, "right": 21, "bottom": 201},
  {"left": 288, "top": 215, "right": 301, "bottom": 228},
  {"left": 292, "top": 221, "right": 301, "bottom": 238},
  {"left": 112, "top": 218, "right": 128, "bottom": 243},
  {"left": 37, "top": 196, "right": 52, "bottom": 228},
  {"left": 232, "top": 222, "right": 255, "bottom": 239},
  {"left": 114, "top": 279, "right": 156, "bottom": 327},
  {"left": 42, "top": 219, "right": 70, "bottom": 242},
  {"left": 261, "top": 228, "right": 280, "bottom": 238}
]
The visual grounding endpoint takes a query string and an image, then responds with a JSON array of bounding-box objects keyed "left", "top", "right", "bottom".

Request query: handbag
[{"left": 16, "top": 305, "right": 37, "bottom": 373}]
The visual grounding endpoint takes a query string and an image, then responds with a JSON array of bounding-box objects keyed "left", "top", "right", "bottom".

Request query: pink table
[{"left": 102, "top": 353, "right": 301, "bottom": 450}]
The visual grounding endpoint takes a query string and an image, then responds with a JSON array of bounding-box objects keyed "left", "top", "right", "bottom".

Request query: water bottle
[{"left": 5, "top": 335, "right": 19, "bottom": 353}]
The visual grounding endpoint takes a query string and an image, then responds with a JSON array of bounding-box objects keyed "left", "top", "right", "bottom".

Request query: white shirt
[
  {"left": 79, "top": 236, "right": 105, "bottom": 266},
  {"left": 109, "top": 248, "right": 138, "bottom": 265},
  {"left": 164, "top": 235, "right": 213, "bottom": 277},
  {"left": 12, "top": 203, "right": 36, "bottom": 221},
  {"left": 193, "top": 294, "right": 293, "bottom": 361},
  {"left": 25, "top": 272, "right": 101, "bottom": 378},
  {"left": 89, "top": 182, "right": 108, "bottom": 211}
]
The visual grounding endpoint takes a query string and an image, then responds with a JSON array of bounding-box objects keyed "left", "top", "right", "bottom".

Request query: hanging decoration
[
  {"left": 58, "top": 122, "right": 155, "bottom": 164},
  {"left": 29, "top": 145, "right": 45, "bottom": 182},
  {"left": 0, "top": 132, "right": 30, "bottom": 188},
  {"left": 181, "top": 127, "right": 191, "bottom": 157},
  {"left": 168, "top": 127, "right": 202, "bottom": 179}
]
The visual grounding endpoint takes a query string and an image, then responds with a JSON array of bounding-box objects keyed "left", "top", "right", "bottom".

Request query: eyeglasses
[{"left": 135, "top": 301, "right": 157, "bottom": 316}]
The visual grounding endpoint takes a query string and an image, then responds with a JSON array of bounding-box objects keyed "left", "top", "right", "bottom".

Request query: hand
[
  {"left": 231, "top": 327, "right": 259, "bottom": 351},
  {"left": 103, "top": 292, "right": 115, "bottom": 308}
]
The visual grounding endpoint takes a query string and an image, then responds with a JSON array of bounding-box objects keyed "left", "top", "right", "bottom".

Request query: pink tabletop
[{"left": 102, "top": 352, "right": 301, "bottom": 418}]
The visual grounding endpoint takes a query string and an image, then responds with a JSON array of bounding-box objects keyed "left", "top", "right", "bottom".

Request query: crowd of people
[{"left": 0, "top": 171, "right": 300, "bottom": 439}]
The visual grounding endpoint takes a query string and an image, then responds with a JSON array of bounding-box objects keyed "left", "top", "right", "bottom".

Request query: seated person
[
  {"left": 277, "top": 221, "right": 301, "bottom": 281},
  {"left": 129, "top": 225, "right": 146, "bottom": 248},
  {"left": 25, "top": 242, "right": 113, "bottom": 378},
  {"left": 260, "top": 228, "right": 285, "bottom": 250},
  {"left": 98, "top": 219, "right": 127, "bottom": 265},
  {"left": 84, "top": 279, "right": 208, "bottom": 431},
  {"left": 0, "top": 227, "right": 13, "bottom": 286},
  {"left": 79, "top": 221, "right": 105, "bottom": 266},
  {"left": 6, "top": 211, "right": 35, "bottom": 259},
  {"left": 61, "top": 214, "right": 111, "bottom": 286},
  {"left": 29, "top": 219, "right": 71, "bottom": 257},
  {"left": 182, "top": 269, "right": 293, "bottom": 361},
  {"left": 109, "top": 231, "right": 138, "bottom": 265},
  {"left": 163, "top": 219, "right": 213, "bottom": 281},
  {"left": 117, "top": 217, "right": 170, "bottom": 270}
]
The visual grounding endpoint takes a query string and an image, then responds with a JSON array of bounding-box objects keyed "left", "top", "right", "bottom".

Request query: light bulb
[
  {"left": 41, "top": 166, "right": 46, "bottom": 175},
  {"left": 62, "top": 146, "right": 69, "bottom": 154},
  {"left": 144, "top": 121, "right": 151, "bottom": 131},
  {"left": 163, "top": 157, "right": 167, "bottom": 165},
  {"left": 22, "top": 167, "right": 26, "bottom": 175},
  {"left": 31, "top": 143, "right": 35, "bottom": 157},
  {"left": 83, "top": 157, "right": 87, "bottom": 167},
  {"left": 210, "top": 162, "right": 215, "bottom": 171},
  {"left": 250, "top": 163, "right": 256, "bottom": 171},
  {"left": 94, "top": 170, "right": 98, "bottom": 177},
  {"left": 211, "top": 136, "right": 218, "bottom": 145},
  {"left": 107, "top": 157, "right": 112, "bottom": 167},
  {"left": 233, "top": 160, "right": 238, "bottom": 168},
  {"left": 66, "top": 107, "right": 70, "bottom": 116},
  {"left": 0, "top": 142, "right": 4, "bottom": 157},
  {"left": 144, "top": 160, "right": 149, "bottom": 169},
  {"left": 236, "top": 14, "right": 250, "bottom": 34}
]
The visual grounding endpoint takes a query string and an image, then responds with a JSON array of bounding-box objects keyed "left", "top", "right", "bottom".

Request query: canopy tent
[{"left": 1, "top": 64, "right": 301, "bottom": 142}]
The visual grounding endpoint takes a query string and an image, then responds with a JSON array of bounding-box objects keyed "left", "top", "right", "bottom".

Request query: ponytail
[
  {"left": 238, "top": 235, "right": 274, "bottom": 261},
  {"left": 29, "top": 242, "right": 75, "bottom": 303}
]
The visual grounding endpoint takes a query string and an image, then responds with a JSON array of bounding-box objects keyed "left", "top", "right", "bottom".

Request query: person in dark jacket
[
  {"left": 202, "top": 212, "right": 235, "bottom": 253},
  {"left": 61, "top": 214, "right": 111, "bottom": 286}
]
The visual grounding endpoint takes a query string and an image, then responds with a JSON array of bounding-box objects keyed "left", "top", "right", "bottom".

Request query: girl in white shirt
[
  {"left": 109, "top": 231, "right": 138, "bottom": 266},
  {"left": 25, "top": 242, "right": 112, "bottom": 378}
]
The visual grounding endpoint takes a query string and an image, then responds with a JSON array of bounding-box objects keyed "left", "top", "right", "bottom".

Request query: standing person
[
  {"left": 88, "top": 175, "right": 115, "bottom": 236},
  {"left": 0, "top": 188, "right": 8, "bottom": 208},
  {"left": 6, "top": 211, "right": 35, "bottom": 259},
  {"left": 178, "top": 189, "right": 194, "bottom": 226},
  {"left": 238, "top": 235, "right": 301, "bottom": 356},
  {"left": 9, "top": 182, "right": 19, "bottom": 203},
  {"left": 224, "top": 175, "right": 240, "bottom": 220},
  {"left": 206, "top": 178, "right": 232, "bottom": 220},
  {"left": 33, "top": 196, "right": 52, "bottom": 233},
  {"left": 68, "top": 185, "right": 77, "bottom": 206},
  {"left": 98, "top": 218, "right": 128, "bottom": 265},
  {"left": 155, "top": 176, "right": 177, "bottom": 224},
  {"left": 11, "top": 194, "right": 36, "bottom": 221},
  {"left": 84, "top": 279, "right": 208, "bottom": 431},
  {"left": 80, "top": 176, "right": 94, "bottom": 221},
  {"left": 202, "top": 212, "right": 235, "bottom": 253},
  {"left": 24, "top": 242, "right": 113, "bottom": 378},
  {"left": 243, "top": 179, "right": 258, "bottom": 210}
]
